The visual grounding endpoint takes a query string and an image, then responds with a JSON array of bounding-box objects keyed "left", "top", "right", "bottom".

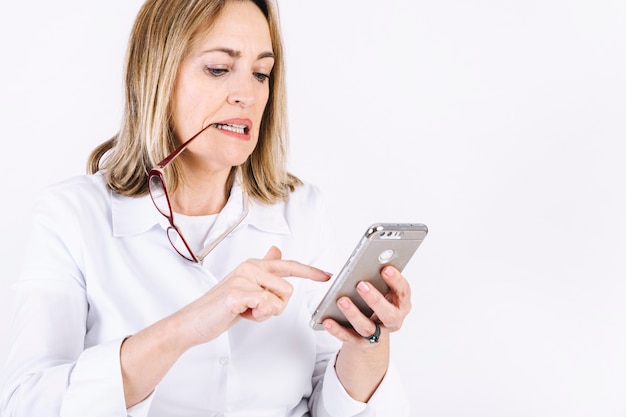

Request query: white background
[{"left": 1, "top": 1, "right": 625, "bottom": 415}]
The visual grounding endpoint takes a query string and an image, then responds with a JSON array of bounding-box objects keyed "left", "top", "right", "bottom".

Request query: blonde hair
[{"left": 87, "top": 0, "right": 301, "bottom": 203}]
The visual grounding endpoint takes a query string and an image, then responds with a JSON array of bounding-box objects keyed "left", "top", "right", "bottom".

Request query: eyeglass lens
[
  {"left": 149, "top": 173, "right": 171, "bottom": 218},
  {"left": 166, "top": 226, "right": 196, "bottom": 262}
]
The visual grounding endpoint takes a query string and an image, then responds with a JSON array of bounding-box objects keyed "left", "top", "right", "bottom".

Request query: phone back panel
[{"left": 310, "top": 223, "right": 428, "bottom": 330}]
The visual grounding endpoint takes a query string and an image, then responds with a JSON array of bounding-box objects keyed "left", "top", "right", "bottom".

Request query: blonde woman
[{"left": 0, "top": 1, "right": 412, "bottom": 416}]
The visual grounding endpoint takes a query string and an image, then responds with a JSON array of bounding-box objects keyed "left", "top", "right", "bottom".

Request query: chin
[
  {"left": 231, "top": 149, "right": 256, "bottom": 166},
  {"left": 219, "top": 157, "right": 250, "bottom": 173}
]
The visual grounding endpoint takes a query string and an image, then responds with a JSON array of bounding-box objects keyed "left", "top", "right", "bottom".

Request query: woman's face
[{"left": 170, "top": 1, "right": 274, "bottom": 175}]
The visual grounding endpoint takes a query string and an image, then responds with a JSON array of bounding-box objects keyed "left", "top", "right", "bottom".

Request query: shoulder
[
  {"left": 247, "top": 179, "right": 328, "bottom": 227},
  {"left": 285, "top": 180, "right": 326, "bottom": 209},
  {"left": 38, "top": 172, "right": 109, "bottom": 199},
  {"left": 283, "top": 181, "right": 339, "bottom": 272},
  {"left": 283, "top": 180, "right": 332, "bottom": 235},
  {"left": 22, "top": 173, "right": 115, "bottom": 273},
  {"left": 281, "top": 180, "right": 330, "bottom": 221},
  {"left": 33, "top": 172, "right": 112, "bottom": 219}
]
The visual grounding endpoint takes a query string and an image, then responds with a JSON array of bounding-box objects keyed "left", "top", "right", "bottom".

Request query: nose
[{"left": 227, "top": 74, "right": 257, "bottom": 108}]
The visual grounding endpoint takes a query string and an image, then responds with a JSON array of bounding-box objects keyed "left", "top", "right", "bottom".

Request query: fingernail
[
  {"left": 383, "top": 266, "right": 393, "bottom": 277},
  {"left": 338, "top": 298, "right": 350, "bottom": 309},
  {"left": 357, "top": 281, "right": 370, "bottom": 293}
]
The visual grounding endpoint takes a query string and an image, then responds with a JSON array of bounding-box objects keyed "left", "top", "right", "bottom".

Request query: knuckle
[
  {"left": 390, "top": 310, "right": 402, "bottom": 324},
  {"left": 257, "top": 291, "right": 271, "bottom": 305},
  {"left": 399, "top": 285, "right": 411, "bottom": 300},
  {"left": 387, "top": 311, "right": 406, "bottom": 331},
  {"left": 283, "top": 281, "right": 294, "bottom": 298},
  {"left": 252, "top": 305, "right": 271, "bottom": 320},
  {"left": 274, "top": 302, "right": 287, "bottom": 316},
  {"left": 259, "top": 292, "right": 283, "bottom": 315},
  {"left": 368, "top": 290, "right": 385, "bottom": 307},
  {"left": 232, "top": 264, "right": 247, "bottom": 277},
  {"left": 224, "top": 292, "right": 246, "bottom": 314},
  {"left": 238, "top": 261, "right": 257, "bottom": 276},
  {"left": 270, "top": 301, "right": 286, "bottom": 316}
]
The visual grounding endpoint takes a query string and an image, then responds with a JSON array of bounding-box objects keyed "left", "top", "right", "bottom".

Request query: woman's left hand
[
  {"left": 322, "top": 265, "right": 412, "bottom": 402},
  {"left": 323, "top": 264, "right": 411, "bottom": 343}
]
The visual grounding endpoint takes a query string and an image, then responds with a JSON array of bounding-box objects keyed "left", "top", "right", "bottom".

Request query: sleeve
[
  {"left": 308, "top": 327, "right": 411, "bottom": 417},
  {"left": 300, "top": 184, "right": 412, "bottom": 417},
  {"left": 0, "top": 188, "right": 152, "bottom": 417},
  {"left": 319, "top": 354, "right": 411, "bottom": 417}
]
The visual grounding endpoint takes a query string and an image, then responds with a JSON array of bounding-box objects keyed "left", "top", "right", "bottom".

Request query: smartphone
[{"left": 310, "top": 223, "right": 428, "bottom": 330}]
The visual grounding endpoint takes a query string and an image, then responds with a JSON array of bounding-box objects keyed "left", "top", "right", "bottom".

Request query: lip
[{"left": 211, "top": 118, "right": 253, "bottom": 140}]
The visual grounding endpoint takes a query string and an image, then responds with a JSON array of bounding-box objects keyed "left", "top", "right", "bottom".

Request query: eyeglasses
[{"left": 148, "top": 124, "right": 249, "bottom": 262}]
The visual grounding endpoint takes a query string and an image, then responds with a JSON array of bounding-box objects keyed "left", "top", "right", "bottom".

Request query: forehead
[{"left": 192, "top": 1, "right": 273, "bottom": 54}]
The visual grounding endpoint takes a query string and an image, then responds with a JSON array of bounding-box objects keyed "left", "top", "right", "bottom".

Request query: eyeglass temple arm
[
  {"left": 195, "top": 194, "right": 250, "bottom": 262},
  {"left": 155, "top": 123, "right": 214, "bottom": 168}
]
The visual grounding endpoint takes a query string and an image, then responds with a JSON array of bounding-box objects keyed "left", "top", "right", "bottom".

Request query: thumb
[{"left": 263, "top": 245, "right": 282, "bottom": 261}]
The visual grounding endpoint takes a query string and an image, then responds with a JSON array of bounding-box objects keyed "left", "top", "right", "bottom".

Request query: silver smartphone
[{"left": 310, "top": 223, "right": 428, "bottom": 330}]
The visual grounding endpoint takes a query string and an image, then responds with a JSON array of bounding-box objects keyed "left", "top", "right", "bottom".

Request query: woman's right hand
[
  {"left": 121, "top": 246, "right": 330, "bottom": 407},
  {"left": 176, "top": 245, "right": 331, "bottom": 347}
]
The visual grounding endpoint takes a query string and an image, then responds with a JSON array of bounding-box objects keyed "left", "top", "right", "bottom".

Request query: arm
[
  {"left": 0, "top": 185, "right": 132, "bottom": 417},
  {"left": 0, "top": 278, "right": 88, "bottom": 417},
  {"left": 322, "top": 265, "right": 412, "bottom": 413},
  {"left": 289, "top": 184, "right": 411, "bottom": 416},
  {"left": 120, "top": 246, "right": 331, "bottom": 407},
  {"left": 1, "top": 180, "right": 331, "bottom": 415}
]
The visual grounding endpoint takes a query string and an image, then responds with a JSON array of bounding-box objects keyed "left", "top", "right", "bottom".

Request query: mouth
[{"left": 211, "top": 122, "right": 250, "bottom": 135}]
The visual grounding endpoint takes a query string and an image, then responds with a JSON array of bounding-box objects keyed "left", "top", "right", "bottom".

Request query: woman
[{"left": 0, "top": 0, "right": 412, "bottom": 416}]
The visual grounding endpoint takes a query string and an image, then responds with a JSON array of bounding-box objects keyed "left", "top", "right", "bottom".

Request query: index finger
[{"left": 260, "top": 259, "right": 332, "bottom": 282}]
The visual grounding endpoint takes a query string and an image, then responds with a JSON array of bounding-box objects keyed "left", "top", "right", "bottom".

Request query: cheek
[
  {"left": 171, "top": 89, "right": 220, "bottom": 139},
  {"left": 255, "top": 91, "right": 271, "bottom": 124},
  {"left": 170, "top": 88, "right": 193, "bottom": 135}
]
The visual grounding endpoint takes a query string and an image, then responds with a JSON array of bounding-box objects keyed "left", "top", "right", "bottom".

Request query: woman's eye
[
  {"left": 254, "top": 72, "right": 270, "bottom": 83},
  {"left": 205, "top": 67, "right": 228, "bottom": 77}
]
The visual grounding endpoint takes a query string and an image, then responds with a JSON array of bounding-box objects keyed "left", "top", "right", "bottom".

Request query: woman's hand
[
  {"left": 322, "top": 265, "right": 412, "bottom": 402},
  {"left": 121, "top": 246, "right": 330, "bottom": 407},
  {"left": 178, "top": 245, "right": 332, "bottom": 347}
]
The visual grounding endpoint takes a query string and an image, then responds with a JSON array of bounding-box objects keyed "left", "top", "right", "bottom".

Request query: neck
[{"left": 171, "top": 168, "right": 234, "bottom": 216}]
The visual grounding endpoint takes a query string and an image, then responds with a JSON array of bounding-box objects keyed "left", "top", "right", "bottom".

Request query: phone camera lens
[{"left": 378, "top": 249, "right": 394, "bottom": 263}]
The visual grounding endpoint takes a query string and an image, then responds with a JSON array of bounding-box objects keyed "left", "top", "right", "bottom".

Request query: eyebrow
[{"left": 201, "top": 48, "right": 275, "bottom": 60}]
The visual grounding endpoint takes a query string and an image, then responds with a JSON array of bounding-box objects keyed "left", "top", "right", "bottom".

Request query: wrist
[{"left": 334, "top": 338, "right": 390, "bottom": 402}]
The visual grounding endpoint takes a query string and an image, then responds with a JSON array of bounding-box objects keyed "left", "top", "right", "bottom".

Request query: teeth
[{"left": 213, "top": 123, "right": 247, "bottom": 134}]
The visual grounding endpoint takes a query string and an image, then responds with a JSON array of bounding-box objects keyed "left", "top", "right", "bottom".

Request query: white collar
[{"left": 110, "top": 177, "right": 291, "bottom": 238}]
